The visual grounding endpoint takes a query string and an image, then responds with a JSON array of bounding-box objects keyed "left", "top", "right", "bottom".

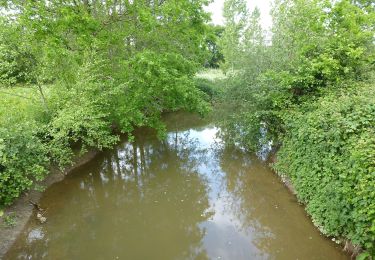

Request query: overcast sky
[{"left": 205, "top": 0, "right": 273, "bottom": 30}]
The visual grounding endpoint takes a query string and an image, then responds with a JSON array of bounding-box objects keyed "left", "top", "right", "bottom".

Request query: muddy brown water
[{"left": 5, "top": 112, "right": 349, "bottom": 260}]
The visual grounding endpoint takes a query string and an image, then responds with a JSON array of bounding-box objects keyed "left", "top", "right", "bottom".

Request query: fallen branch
[{"left": 28, "top": 200, "right": 44, "bottom": 212}]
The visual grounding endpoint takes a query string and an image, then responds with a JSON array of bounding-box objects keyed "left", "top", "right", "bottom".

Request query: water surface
[{"left": 5, "top": 112, "right": 348, "bottom": 260}]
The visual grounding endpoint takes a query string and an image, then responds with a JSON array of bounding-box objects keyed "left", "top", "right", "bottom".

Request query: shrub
[
  {"left": 274, "top": 84, "right": 375, "bottom": 252},
  {"left": 0, "top": 123, "right": 48, "bottom": 205}
]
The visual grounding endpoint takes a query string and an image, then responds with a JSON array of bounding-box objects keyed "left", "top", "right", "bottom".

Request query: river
[{"left": 5, "top": 112, "right": 348, "bottom": 259}]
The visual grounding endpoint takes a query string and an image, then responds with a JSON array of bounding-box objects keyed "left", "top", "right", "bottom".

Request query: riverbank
[
  {"left": 267, "top": 152, "right": 361, "bottom": 258},
  {"left": 0, "top": 149, "right": 99, "bottom": 258},
  {"left": 4, "top": 112, "right": 349, "bottom": 259},
  {"left": 278, "top": 173, "right": 360, "bottom": 257},
  {"left": 0, "top": 106, "right": 205, "bottom": 258},
  {"left": 1, "top": 112, "right": 353, "bottom": 259}
]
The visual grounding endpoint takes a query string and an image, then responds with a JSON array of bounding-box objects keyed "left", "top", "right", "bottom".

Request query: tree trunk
[{"left": 37, "top": 83, "right": 49, "bottom": 113}]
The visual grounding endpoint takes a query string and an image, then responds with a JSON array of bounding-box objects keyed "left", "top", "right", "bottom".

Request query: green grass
[
  {"left": 0, "top": 86, "right": 47, "bottom": 124},
  {"left": 196, "top": 68, "right": 227, "bottom": 81}
]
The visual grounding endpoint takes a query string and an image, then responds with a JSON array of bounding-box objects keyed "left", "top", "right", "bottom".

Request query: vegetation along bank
[
  {"left": 0, "top": 0, "right": 374, "bottom": 258},
  {"left": 217, "top": 0, "right": 374, "bottom": 257}
]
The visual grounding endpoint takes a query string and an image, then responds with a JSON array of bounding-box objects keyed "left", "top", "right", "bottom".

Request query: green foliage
[
  {"left": 204, "top": 25, "right": 225, "bottom": 68},
  {"left": 0, "top": 18, "right": 35, "bottom": 86},
  {"left": 110, "top": 51, "right": 210, "bottom": 137},
  {"left": 274, "top": 84, "right": 375, "bottom": 252},
  {"left": 194, "top": 78, "right": 217, "bottom": 102},
  {"left": 0, "top": 87, "right": 49, "bottom": 205},
  {"left": 0, "top": 123, "right": 48, "bottom": 205},
  {"left": 220, "top": 0, "right": 374, "bottom": 148},
  {"left": 219, "top": 0, "right": 249, "bottom": 73},
  {"left": 357, "top": 251, "right": 372, "bottom": 260},
  {"left": 219, "top": 0, "right": 375, "bottom": 252},
  {"left": 2, "top": 212, "right": 17, "bottom": 228},
  {"left": 47, "top": 54, "right": 120, "bottom": 166},
  {"left": 195, "top": 69, "right": 227, "bottom": 103},
  {"left": 0, "top": 0, "right": 212, "bottom": 206},
  {"left": 32, "top": 184, "right": 46, "bottom": 192}
]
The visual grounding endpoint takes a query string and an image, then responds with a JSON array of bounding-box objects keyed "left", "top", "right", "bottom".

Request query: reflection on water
[{"left": 5, "top": 112, "right": 348, "bottom": 260}]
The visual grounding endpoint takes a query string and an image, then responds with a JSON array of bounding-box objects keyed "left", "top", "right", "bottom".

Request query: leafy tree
[
  {"left": 219, "top": 0, "right": 375, "bottom": 253},
  {"left": 220, "top": 0, "right": 248, "bottom": 72},
  {"left": 204, "top": 24, "right": 225, "bottom": 68},
  {"left": 0, "top": 0, "right": 212, "bottom": 206}
]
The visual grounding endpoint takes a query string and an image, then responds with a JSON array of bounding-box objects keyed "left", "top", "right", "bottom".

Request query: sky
[{"left": 205, "top": 0, "right": 273, "bottom": 30}]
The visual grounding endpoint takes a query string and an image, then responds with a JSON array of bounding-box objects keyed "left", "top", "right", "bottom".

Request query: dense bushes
[
  {"left": 0, "top": 123, "right": 48, "bottom": 205},
  {"left": 0, "top": 87, "right": 49, "bottom": 204},
  {"left": 218, "top": 0, "right": 375, "bottom": 253},
  {"left": 274, "top": 84, "right": 375, "bottom": 253}
]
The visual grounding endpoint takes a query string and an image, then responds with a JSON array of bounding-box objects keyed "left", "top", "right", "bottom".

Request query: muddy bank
[{"left": 0, "top": 149, "right": 99, "bottom": 258}]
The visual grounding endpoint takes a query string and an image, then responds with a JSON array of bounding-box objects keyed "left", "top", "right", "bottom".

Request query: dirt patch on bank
[{"left": 0, "top": 150, "right": 99, "bottom": 258}]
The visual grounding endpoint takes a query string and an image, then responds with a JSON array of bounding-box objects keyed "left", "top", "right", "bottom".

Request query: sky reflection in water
[{"left": 5, "top": 113, "right": 348, "bottom": 260}]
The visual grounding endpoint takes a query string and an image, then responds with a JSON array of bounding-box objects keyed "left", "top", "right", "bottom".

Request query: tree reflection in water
[
  {"left": 213, "top": 143, "right": 348, "bottom": 259},
  {"left": 7, "top": 126, "right": 212, "bottom": 260},
  {"left": 5, "top": 112, "right": 348, "bottom": 260}
]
